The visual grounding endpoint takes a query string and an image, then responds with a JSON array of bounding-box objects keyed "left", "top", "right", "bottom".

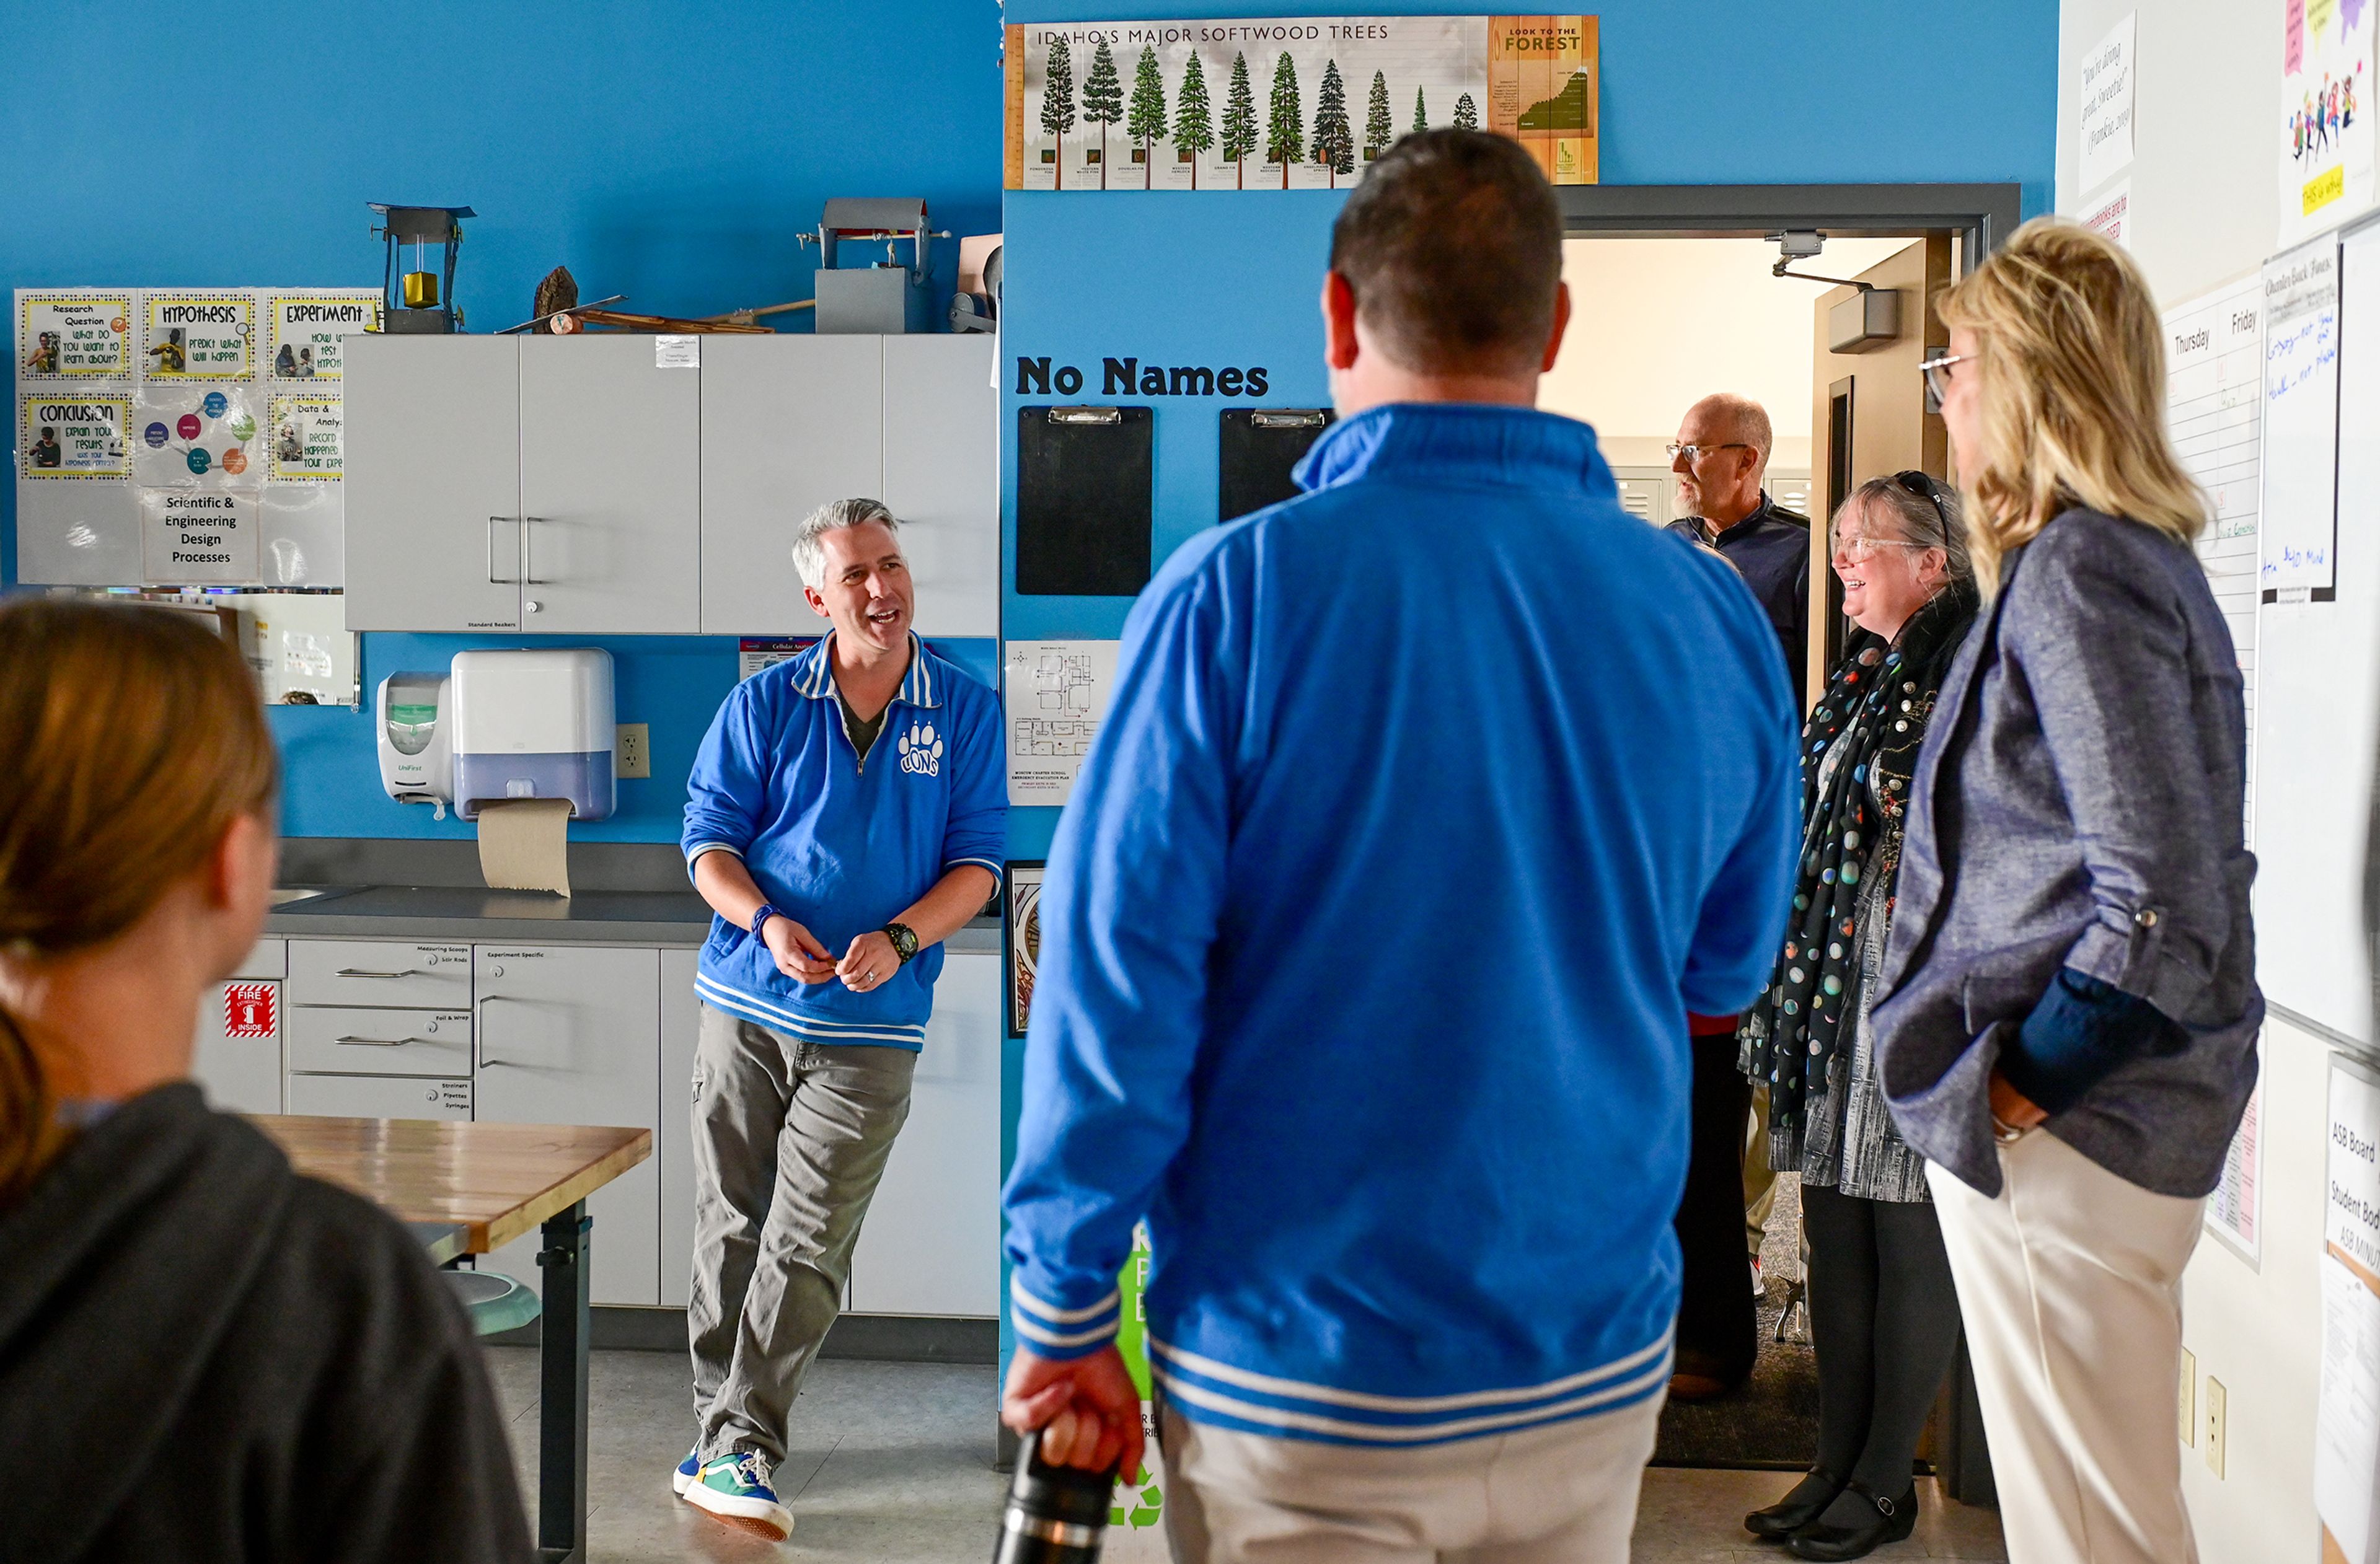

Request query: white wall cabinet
[
  {"left": 476, "top": 945, "right": 663, "bottom": 1306},
  {"left": 346, "top": 333, "right": 994, "bottom": 636},
  {"left": 850, "top": 949, "right": 1002, "bottom": 1317},
  {"left": 659, "top": 947, "right": 701, "bottom": 1309},
  {"left": 192, "top": 939, "right": 286, "bottom": 1115},
  {"left": 345, "top": 334, "right": 524, "bottom": 631}
]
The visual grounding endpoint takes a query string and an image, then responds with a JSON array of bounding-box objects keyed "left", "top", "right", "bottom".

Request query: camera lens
[{"left": 995, "top": 1428, "right": 1116, "bottom": 1563}]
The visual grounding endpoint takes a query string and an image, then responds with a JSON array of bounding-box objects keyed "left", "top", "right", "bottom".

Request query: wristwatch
[
  {"left": 750, "top": 903, "right": 780, "bottom": 938},
  {"left": 882, "top": 921, "right": 919, "bottom": 965}
]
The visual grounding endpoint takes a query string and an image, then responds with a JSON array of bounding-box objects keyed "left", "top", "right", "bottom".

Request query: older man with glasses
[{"left": 1665, "top": 394, "right": 1810, "bottom": 699}]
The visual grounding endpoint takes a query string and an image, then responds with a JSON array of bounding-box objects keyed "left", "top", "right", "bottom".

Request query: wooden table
[{"left": 254, "top": 1116, "right": 652, "bottom": 1564}]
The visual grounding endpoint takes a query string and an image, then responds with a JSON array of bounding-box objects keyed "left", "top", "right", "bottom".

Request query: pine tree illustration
[
  {"left": 1083, "top": 40, "right": 1124, "bottom": 188},
  {"left": 1453, "top": 91, "right": 1478, "bottom": 130},
  {"left": 1365, "top": 70, "right": 1393, "bottom": 161},
  {"left": 1041, "top": 37, "right": 1077, "bottom": 189},
  {"left": 1313, "top": 59, "right": 1354, "bottom": 182},
  {"left": 1127, "top": 47, "right": 1169, "bottom": 177},
  {"left": 1266, "top": 52, "right": 1304, "bottom": 187},
  {"left": 1174, "top": 51, "right": 1215, "bottom": 188},
  {"left": 1220, "top": 51, "right": 1258, "bottom": 190},
  {"left": 1411, "top": 86, "right": 1429, "bottom": 134}
]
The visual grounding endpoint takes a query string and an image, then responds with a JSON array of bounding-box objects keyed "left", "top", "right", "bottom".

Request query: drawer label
[{"left": 226, "top": 982, "right": 276, "bottom": 1039}]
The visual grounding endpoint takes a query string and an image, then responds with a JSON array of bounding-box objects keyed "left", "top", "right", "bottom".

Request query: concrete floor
[{"left": 487, "top": 1347, "right": 2006, "bottom": 1562}]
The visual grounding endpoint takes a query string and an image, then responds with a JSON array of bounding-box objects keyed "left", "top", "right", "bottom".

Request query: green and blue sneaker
[
  {"left": 671, "top": 1448, "right": 700, "bottom": 1498},
  {"left": 684, "top": 1450, "right": 793, "bottom": 1540}
]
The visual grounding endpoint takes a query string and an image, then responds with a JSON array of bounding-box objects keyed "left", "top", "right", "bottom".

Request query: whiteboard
[{"left": 2254, "top": 219, "right": 2378, "bottom": 1042}]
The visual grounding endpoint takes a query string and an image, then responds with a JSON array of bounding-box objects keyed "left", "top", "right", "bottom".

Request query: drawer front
[
  {"left": 286, "top": 1071, "right": 472, "bottom": 1121},
  {"left": 288, "top": 940, "right": 473, "bottom": 1009},
  {"left": 232, "top": 938, "right": 286, "bottom": 982},
  {"left": 288, "top": 1006, "right": 474, "bottom": 1079}
]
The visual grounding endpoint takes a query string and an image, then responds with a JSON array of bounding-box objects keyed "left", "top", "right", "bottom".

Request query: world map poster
[{"left": 1005, "top": 15, "right": 1597, "bottom": 191}]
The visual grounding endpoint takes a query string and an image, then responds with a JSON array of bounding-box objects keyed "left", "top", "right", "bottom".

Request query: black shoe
[
  {"left": 1785, "top": 1482, "right": 1919, "bottom": 1560},
  {"left": 1743, "top": 1468, "right": 1844, "bottom": 1540}
]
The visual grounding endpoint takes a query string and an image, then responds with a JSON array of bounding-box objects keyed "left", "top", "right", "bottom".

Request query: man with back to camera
[
  {"left": 1667, "top": 393, "right": 1810, "bottom": 698},
  {"left": 998, "top": 130, "right": 1801, "bottom": 1560},
  {"left": 676, "top": 498, "right": 1005, "bottom": 1540}
]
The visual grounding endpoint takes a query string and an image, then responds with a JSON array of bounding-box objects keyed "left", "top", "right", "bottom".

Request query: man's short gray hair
[{"left": 790, "top": 498, "right": 900, "bottom": 590}]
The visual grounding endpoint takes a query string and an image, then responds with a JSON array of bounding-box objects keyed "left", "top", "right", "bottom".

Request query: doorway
[{"left": 1535, "top": 187, "right": 2009, "bottom": 1501}]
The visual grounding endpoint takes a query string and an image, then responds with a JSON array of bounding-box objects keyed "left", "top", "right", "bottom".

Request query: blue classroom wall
[
  {"left": 1, "top": 0, "right": 1007, "bottom": 841},
  {"left": 995, "top": 0, "right": 2058, "bottom": 1366}
]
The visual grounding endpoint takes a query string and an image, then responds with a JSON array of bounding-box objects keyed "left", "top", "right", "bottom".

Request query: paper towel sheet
[{"left": 477, "top": 798, "right": 573, "bottom": 896}]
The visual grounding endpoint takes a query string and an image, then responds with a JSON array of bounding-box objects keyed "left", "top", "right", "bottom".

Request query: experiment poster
[
  {"left": 18, "top": 393, "right": 129, "bottom": 477},
  {"left": 17, "top": 292, "right": 131, "bottom": 377},
  {"left": 267, "top": 292, "right": 378, "bottom": 380},
  {"left": 2280, "top": 0, "right": 2374, "bottom": 244},
  {"left": 1005, "top": 15, "right": 1595, "bottom": 192},
  {"left": 143, "top": 292, "right": 255, "bottom": 380}
]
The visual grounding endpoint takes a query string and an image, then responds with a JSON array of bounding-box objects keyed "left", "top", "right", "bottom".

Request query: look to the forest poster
[{"left": 1004, "top": 15, "right": 1598, "bottom": 191}]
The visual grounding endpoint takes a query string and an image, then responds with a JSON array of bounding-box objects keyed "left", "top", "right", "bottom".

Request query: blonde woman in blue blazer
[{"left": 1873, "top": 220, "right": 2259, "bottom": 1564}]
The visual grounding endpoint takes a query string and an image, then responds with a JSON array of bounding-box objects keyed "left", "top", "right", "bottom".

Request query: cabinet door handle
[
  {"left": 487, "top": 515, "right": 519, "bottom": 585},
  {"left": 521, "top": 516, "right": 550, "bottom": 585},
  {"left": 333, "top": 1035, "right": 424, "bottom": 1047},
  {"left": 335, "top": 968, "right": 421, "bottom": 979}
]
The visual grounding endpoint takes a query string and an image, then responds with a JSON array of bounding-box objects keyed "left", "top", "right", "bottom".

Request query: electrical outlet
[
  {"left": 615, "top": 723, "right": 650, "bottom": 780},
  {"left": 2179, "top": 1348, "right": 2197, "bottom": 1446},
  {"left": 2205, "top": 1376, "right": 2227, "bottom": 1477}
]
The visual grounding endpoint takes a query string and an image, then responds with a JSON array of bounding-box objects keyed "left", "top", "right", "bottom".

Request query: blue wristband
[{"left": 750, "top": 903, "right": 779, "bottom": 938}]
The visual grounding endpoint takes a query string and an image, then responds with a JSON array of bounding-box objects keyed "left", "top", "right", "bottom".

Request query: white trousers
[
  {"left": 1155, "top": 1390, "right": 1663, "bottom": 1564},
  {"left": 1928, "top": 1130, "right": 2205, "bottom": 1564}
]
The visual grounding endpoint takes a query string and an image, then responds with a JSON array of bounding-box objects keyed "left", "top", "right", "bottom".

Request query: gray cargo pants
[{"left": 688, "top": 1003, "right": 916, "bottom": 1464}]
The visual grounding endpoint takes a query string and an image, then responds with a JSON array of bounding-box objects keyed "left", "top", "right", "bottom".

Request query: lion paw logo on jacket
[{"left": 897, "top": 721, "right": 943, "bottom": 777}]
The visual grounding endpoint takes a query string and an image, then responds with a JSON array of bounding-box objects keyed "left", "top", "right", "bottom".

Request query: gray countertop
[{"left": 265, "top": 884, "right": 1002, "bottom": 952}]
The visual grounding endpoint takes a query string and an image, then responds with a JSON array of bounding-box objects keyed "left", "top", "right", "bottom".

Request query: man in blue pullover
[
  {"left": 999, "top": 131, "right": 1800, "bottom": 1560},
  {"left": 677, "top": 498, "right": 1004, "bottom": 1539}
]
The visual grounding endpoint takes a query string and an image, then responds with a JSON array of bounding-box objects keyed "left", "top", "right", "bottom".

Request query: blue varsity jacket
[
  {"left": 682, "top": 633, "right": 1005, "bottom": 1049},
  {"left": 1000, "top": 403, "right": 1801, "bottom": 1446}
]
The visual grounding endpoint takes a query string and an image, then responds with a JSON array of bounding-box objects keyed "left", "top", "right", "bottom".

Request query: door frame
[{"left": 1554, "top": 182, "right": 2024, "bottom": 260}]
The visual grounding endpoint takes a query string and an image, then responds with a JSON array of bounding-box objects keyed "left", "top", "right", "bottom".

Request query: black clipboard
[
  {"left": 1016, "top": 406, "right": 1153, "bottom": 595},
  {"left": 1219, "top": 407, "right": 1333, "bottom": 523}
]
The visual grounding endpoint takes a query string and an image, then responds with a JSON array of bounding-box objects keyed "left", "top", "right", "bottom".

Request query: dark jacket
[
  {"left": 1669, "top": 493, "right": 1810, "bottom": 695},
  {"left": 0, "top": 1083, "right": 532, "bottom": 1563},
  {"left": 1873, "top": 508, "right": 2261, "bottom": 1198}
]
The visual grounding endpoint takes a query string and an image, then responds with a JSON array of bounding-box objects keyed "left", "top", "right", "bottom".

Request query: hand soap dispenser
[{"left": 376, "top": 671, "right": 453, "bottom": 818}]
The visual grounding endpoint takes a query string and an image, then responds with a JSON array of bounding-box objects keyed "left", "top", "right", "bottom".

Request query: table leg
[{"left": 536, "top": 1201, "right": 592, "bottom": 1564}]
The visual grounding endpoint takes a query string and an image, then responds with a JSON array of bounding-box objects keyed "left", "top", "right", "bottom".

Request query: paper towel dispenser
[
  {"left": 449, "top": 648, "right": 616, "bottom": 822},
  {"left": 377, "top": 670, "right": 454, "bottom": 817}
]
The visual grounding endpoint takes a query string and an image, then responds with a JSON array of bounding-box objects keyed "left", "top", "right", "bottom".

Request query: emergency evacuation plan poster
[{"left": 1005, "top": 14, "right": 1597, "bottom": 191}]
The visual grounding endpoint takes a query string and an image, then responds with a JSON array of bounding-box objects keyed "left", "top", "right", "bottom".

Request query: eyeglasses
[
  {"left": 1665, "top": 441, "right": 1752, "bottom": 463},
  {"left": 1918, "top": 351, "right": 1973, "bottom": 414},
  {"left": 1830, "top": 533, "right": 1929, "bottom": 563}
]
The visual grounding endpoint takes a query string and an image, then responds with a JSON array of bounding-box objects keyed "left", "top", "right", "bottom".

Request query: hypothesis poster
[
  {"left": 2280, "top": 0, "right": 2375, "bottom": 244},
  {"left": 1005, "top": 15, "right": 1597, "bottom": 191}
]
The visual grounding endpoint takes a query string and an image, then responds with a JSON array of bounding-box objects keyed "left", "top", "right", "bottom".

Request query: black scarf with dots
[{"left": 1741, "top": 581, "right": 1978, "bottom": 1144}]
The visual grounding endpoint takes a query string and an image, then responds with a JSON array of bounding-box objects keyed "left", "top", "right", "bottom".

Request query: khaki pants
[
  {"left": 687, "top": 1004, "right": 915, "bottom": 1465},
  {"left": 1745, "top": 1083, "right": 1777, "bottom": 1260},
  {"left": 1157, "top": 1390, "right": 1664, "bottom": 1563},
  {"left": 1928, "top": 1131, "right": 2203, "bottom": 1564}
]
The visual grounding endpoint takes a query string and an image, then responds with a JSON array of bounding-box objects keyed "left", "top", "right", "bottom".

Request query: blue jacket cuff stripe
[
  {"left": 946, "top": 856, "right": 1005, "bottom": 883},
  {"left": 1009, "top": 1275, "right": 1121, "bottom": 1326},
  {"left": 1011, "top": 1314, "right": 1122, "bottom": 1354}
]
